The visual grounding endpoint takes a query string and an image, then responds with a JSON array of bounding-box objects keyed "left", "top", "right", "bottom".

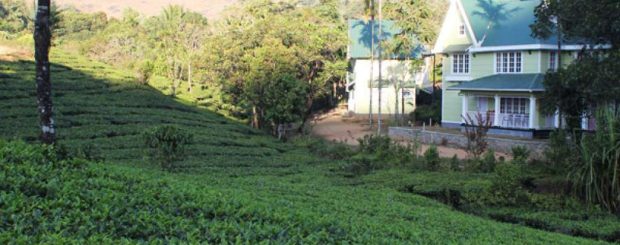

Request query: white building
[{"left": 346, "top": 19, "right": 429, "bottom": 118}]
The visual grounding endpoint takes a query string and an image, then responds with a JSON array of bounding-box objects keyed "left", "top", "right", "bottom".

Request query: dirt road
[{"left": 311, "top": 109, "right": 507, "bottom": 159}]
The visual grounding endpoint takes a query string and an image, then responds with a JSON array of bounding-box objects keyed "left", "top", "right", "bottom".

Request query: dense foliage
[
  {"left": 0, "top": 0, "right": 32, "bottom": 37},
  {"left": 532, "top": 0, "right": 620, "bottom": 129},
  {"left": 571, "top": 110, "right": 620, "bottom": 213},
  {"left": 62, "top": 1, "right": 349, "bottom": 134}
]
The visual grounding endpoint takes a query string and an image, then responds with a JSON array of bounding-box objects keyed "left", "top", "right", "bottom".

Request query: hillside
[
  {"left": 48, "top": 0, "right": 239, "bottom": 19},
  {"left": 0, "top": 50, "right": 611, "bottom": 243}
]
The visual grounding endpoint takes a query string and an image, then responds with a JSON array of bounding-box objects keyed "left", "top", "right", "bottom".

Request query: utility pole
[
  {"left": 377, "top": 0, "right": 383, "bottom": 134},
  {"left": 432, "top": 54, "right": 436, "bottom": 103},
  {"left": 34, "top": 0, "right": 55, "bottom": 144},
  {"left": 555, "top": 0, "right": 563, "bottom": 129}
]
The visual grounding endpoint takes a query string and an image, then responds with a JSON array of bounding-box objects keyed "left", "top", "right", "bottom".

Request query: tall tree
[
  {"left": 363, "top": 0, "right": 375, "bottom": 129},
  {"left": 383, "top": 0, "right": 436, "bottom": 124},
  {"left": 376, "top": 0, "right": 383, "bottom": 134},
  {"left": 34, "top": 0, "right": 55, "bottom": 144},
  {"left": 531, "top": 0, "right": 620, "bottom": 129}
]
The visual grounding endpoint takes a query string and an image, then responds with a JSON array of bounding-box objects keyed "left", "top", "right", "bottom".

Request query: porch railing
[
  {"left": 497, "top": 113, "right": 529, "bottom": 129},
  {"left": 465, "top": 111, "right": 494, "bottom": 126},
  {"left": 466, "top": 111, "right": 530, "bottom": 129}
]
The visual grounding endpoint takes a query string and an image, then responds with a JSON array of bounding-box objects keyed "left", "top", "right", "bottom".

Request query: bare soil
[
  {"left": 0, "top": 45, "right": 31, "bottom": 61},
  {"left": 311, "top": 109, "right": 509, "bottom": 159}
]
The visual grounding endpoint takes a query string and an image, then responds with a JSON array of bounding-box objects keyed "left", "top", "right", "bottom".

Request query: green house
[{"left": 434, "top": 0, "right": 599, "bottom": 138}]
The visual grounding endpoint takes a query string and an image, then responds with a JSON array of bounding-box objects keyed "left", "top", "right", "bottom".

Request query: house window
[
  {"left": 452, "top": 53, "right": 469, "bottom": 74},
  {"left": 549, "top": 51, "right": 558, "bottom": 71},
  {"left": 496, "top": 52, "right": 522, "bottom": 73},
  {"left": 459, "top": 24, "right": 466, "bottom": 36},
  {"left": 500, "top": 98, "right": 528, "bottom": 114}
]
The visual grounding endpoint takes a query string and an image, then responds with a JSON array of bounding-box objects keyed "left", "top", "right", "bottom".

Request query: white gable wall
[{"left": 347, "top": 59, "right": 422, "bottom": 117}]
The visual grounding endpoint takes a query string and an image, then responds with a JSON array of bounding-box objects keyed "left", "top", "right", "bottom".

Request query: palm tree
[
  {"left": 34, "top": 0, "right": 55, "bottom": 144},
  {"left": 159, "top": 5, "right": 187, "bottom": 97},
  {"left": 363, "top": 0, "right": 375, "bottom": 129},
  {"left": 376, "top": 0, "right": 383, "bottom": 134}
]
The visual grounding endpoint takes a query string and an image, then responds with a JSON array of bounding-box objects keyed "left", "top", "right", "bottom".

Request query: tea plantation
[{"left": 0, "top": 52, "right": 610, "bottom": 243}]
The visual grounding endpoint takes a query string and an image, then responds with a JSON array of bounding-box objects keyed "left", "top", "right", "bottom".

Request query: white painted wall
[{"left": 347, "top": 59, "right": 426, "bottom": 116}]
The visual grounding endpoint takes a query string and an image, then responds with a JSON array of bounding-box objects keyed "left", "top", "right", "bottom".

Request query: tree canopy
[{"left": 531, "top": 0, "right": 620, "bottom": 129}]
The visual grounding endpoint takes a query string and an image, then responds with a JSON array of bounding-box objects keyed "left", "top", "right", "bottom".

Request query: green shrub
[
  {"left": 143, "top": 125, "right": 193, "bottom": 171},
  {"left": 511, "top": 146, "right": 530, "bottom": 164},
  {"left": 410, "top": 104, "right": 441, "bottom": 125},
  {"left": 356, "top": 135, "right": 419, "bottom": 167},
  {"left": 571, "top": 110, "right": 620, "bottom": 213},
  {"left": 135, "top": 60, "right": 154, "bottom": 85},
  {"left": 479, "top": 150, "right": 497, "bottom": 173},
  {"left": 423, "top": 145, "right": 440, "bottom": 171},
  {"left": 297, "top": 136, "right": 354, "bottom": 160},
  {"left": 450, "top": 154, "right": 461, "bottom": 171},
  {"left": 544, "top": 130, "right": 575, "bottom": 173},
  {"left": 487, "top": 163, "right": 528, "bottom": 206},
  {"left": 74, "top": 143, "right": 103, "bottom": 162},
  {"left": 343, "top": 154, "right": 378, "bottom": 176},
  {"left": 357, "top": 135, "right": 392, "bottom": 157}
]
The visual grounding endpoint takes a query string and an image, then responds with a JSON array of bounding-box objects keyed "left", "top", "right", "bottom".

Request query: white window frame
[
  {"left": 495, "top": 52, "right": 523, "bottom": 74},
  {"left": 500, "top": 98, "right": 529, "bottom": 115},
  {"left": 459, "top": 24, "right": 466, "bottom": 36},
  {"left": 452, "top": 53, "right": 470, "bottom": 74}
]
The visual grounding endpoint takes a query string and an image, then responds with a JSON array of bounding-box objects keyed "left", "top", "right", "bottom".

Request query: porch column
[
  {"left": 581, "top": 113, "right": 588, "bottom": 130},
  {"left": 529, "top": 95, "right": 537, "bottom": 129},
  {"left": 554, "top": 109, "right": 560, "bottom": 129},
  {"left": 494, "top": 95, "right": 501, "bottom": 127},
  {"left": 462, "top": 94, "right": 468, "bottom": 123}
]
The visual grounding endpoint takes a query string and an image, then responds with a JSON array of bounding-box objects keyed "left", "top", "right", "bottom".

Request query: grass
[{"left": 0, "top": 49, "right": 614, "bottom": 243}]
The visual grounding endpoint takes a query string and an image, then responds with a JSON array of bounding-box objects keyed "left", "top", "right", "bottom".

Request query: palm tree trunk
[
  {"left": 252, "top": 106, "right": 260, "bottom": 129},
  {"left": 187, "top": 62, "right": 192, "bottom": 93},
  {"left": 377, "top": 0, "right": 383, "bottom": 134},
  {"left": 368, "top": 12, "right": 375, "bottom": 129},
  {"left": 34, "top": 0, "right": 55, "bottom": 144}
]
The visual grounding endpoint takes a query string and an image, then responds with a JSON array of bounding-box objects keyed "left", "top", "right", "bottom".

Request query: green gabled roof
[
  {"left": 447, "top": 73, "right": 545, "bottom": 92},
  {"left": 348, "top": 19, "right": 424, "bottom": 59},
  {"left": 460, "top": 0, "right": 569, "bottom": 47}
]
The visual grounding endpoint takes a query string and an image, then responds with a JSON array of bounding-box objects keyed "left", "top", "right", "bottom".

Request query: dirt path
[
  {"left": 0, "top": 45, "right": 30, "bottom": 61},
  {"left": 311, "top": 109, "right": 508, "bottom": 159},
  {"left": 311, "top": 110, "right": 373, "bottom": 145}
]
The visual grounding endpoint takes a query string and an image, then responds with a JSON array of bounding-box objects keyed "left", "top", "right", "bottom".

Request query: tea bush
[
  {"left": 511, "top": 145, "right": 531, "bottom": 164},
  {"left": 423, "top": 145, "right": 440, "bottom": 171},
  {"left": 3, "top": 140, "right": 601, "bottom": 244},
  {"left": 479, "top": 150, "right": 497, "bottom": 173},
  {"left": 143, "top": 125, "right": 193, "bottom": 170},
  {"left": 450, "top": 154, "right": 460, "bottom": 171},
  {"left": 487, "top": 163, "right": 528, "bottom": 206}
]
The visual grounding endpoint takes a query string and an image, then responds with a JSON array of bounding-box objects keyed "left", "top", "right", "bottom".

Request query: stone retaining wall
[{"left": 389, "top": 127, "right": 548, "bottom": 157}]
